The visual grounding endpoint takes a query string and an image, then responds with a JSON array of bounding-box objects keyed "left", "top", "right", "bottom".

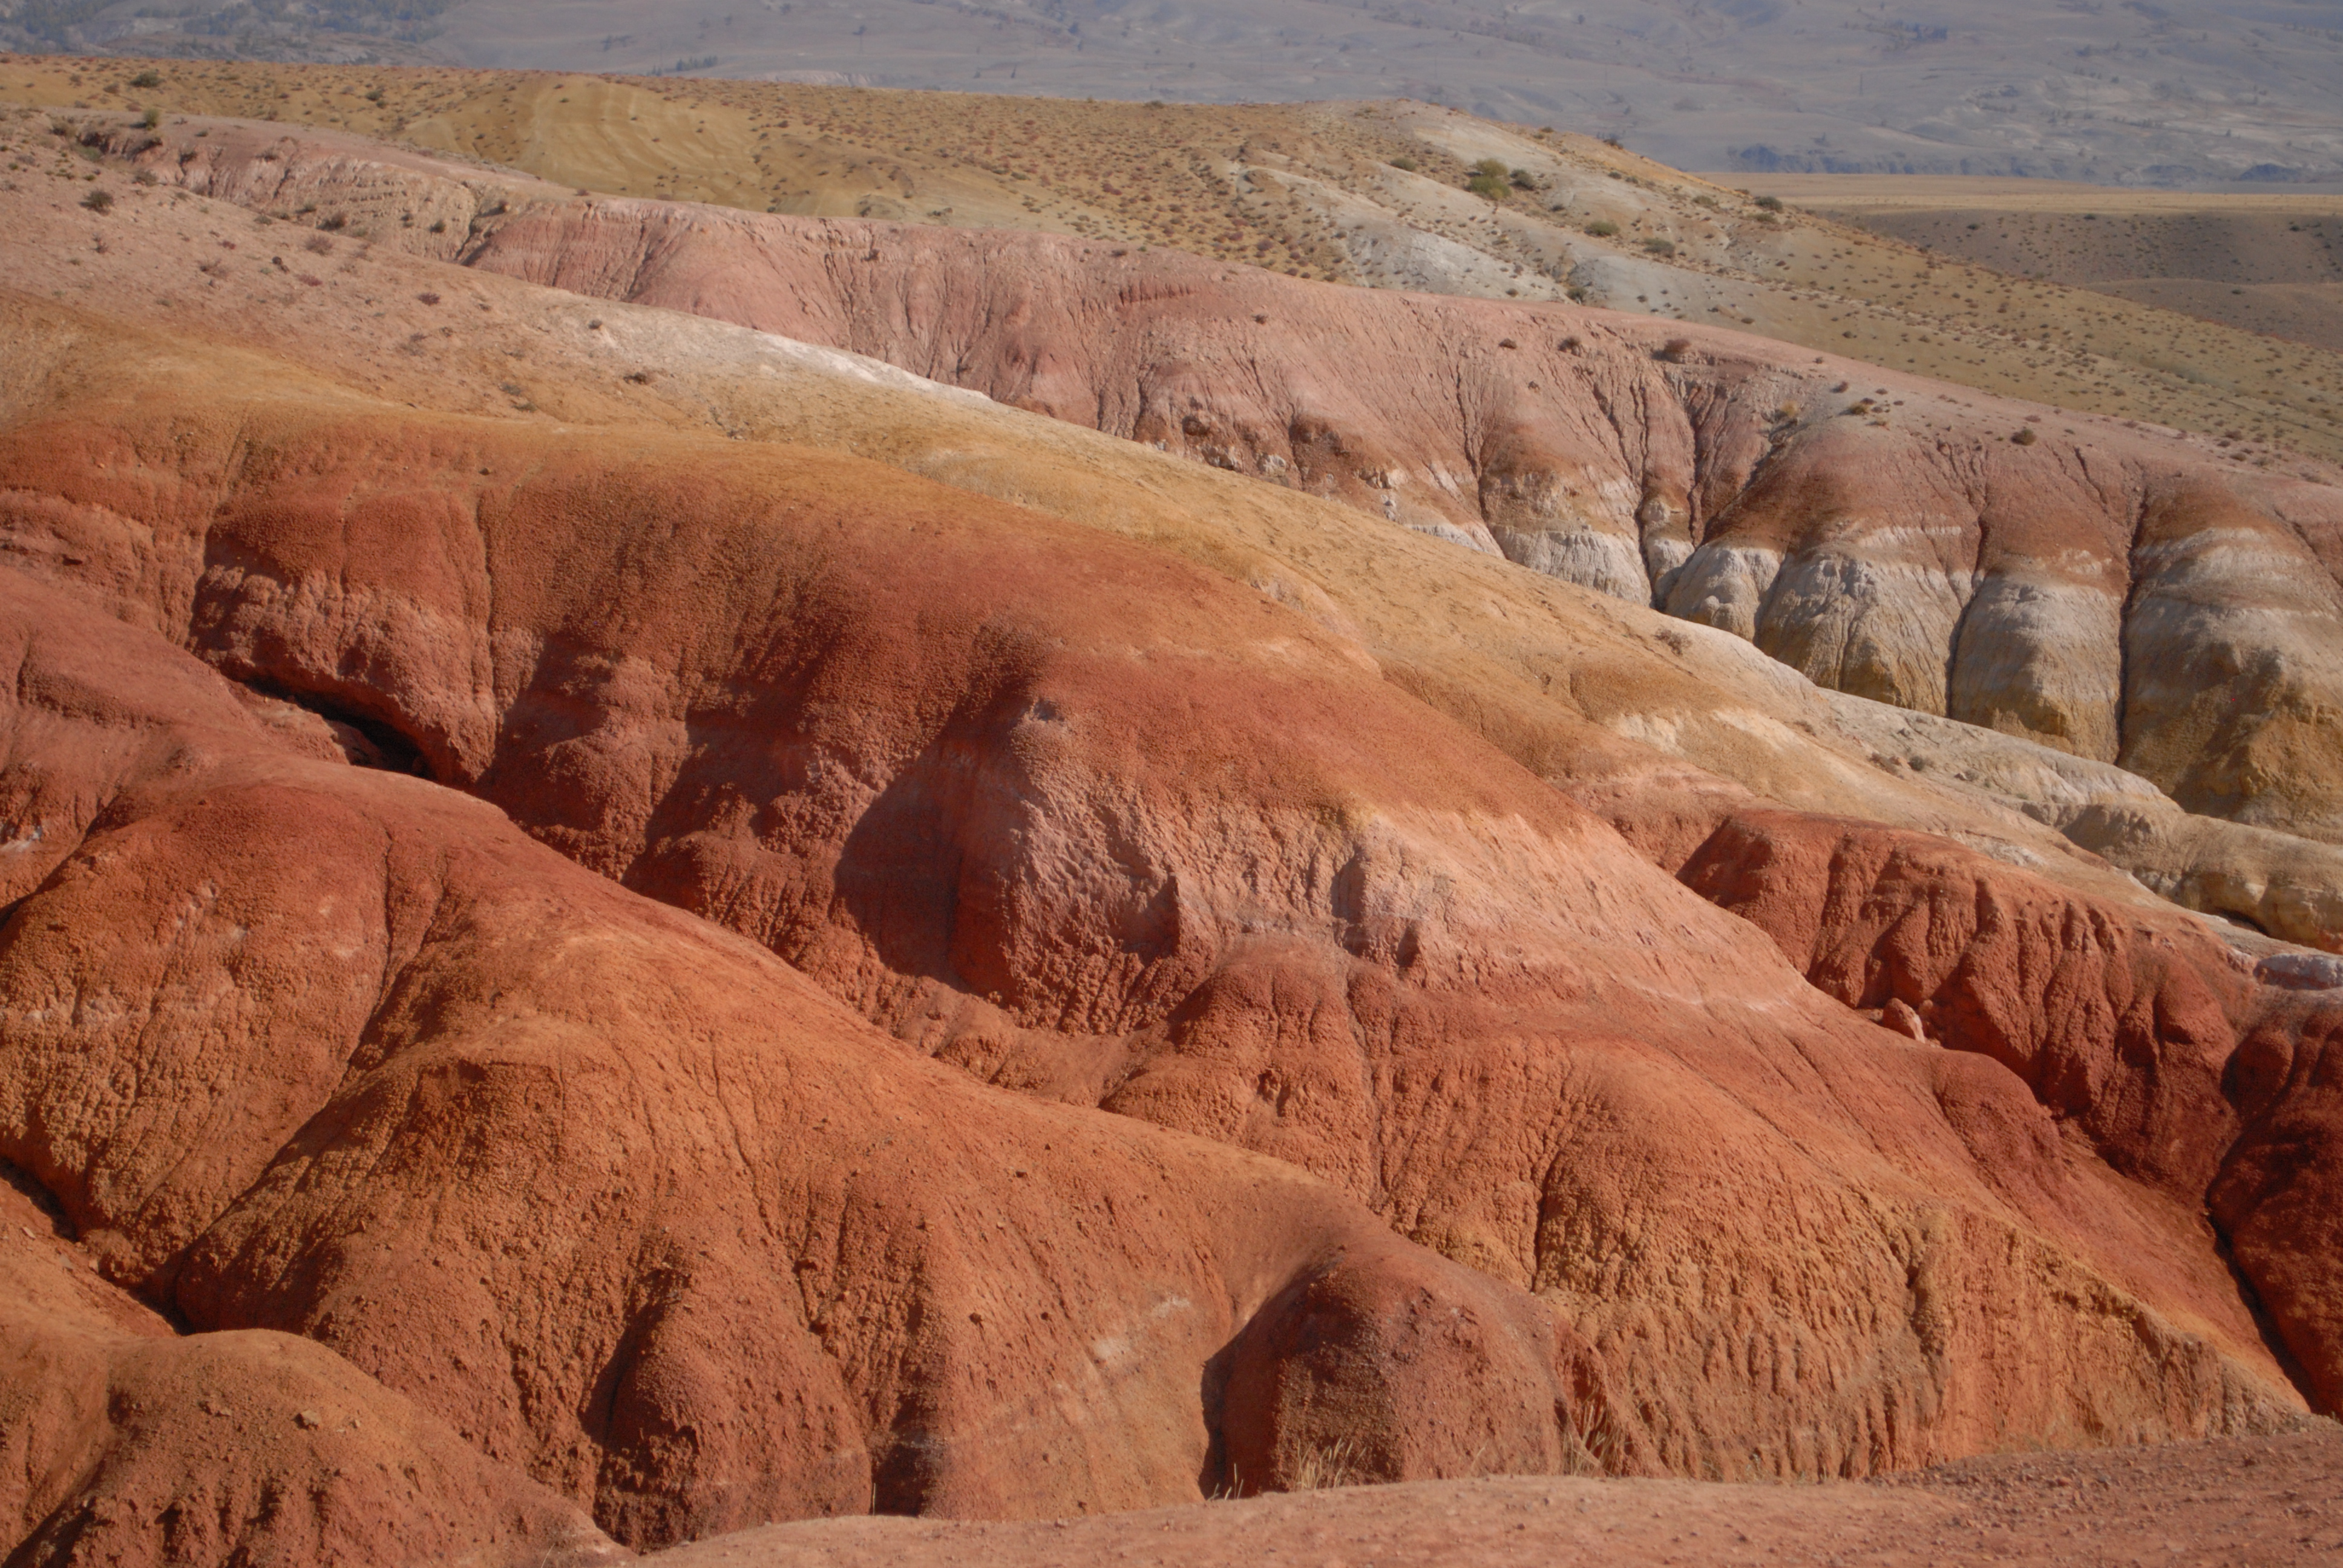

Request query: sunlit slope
[{"left": 3, "top": 53, "right": 2336, "bottom": 461}]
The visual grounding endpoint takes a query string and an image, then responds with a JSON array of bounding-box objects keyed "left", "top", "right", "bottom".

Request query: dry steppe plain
[
  {"left": 1762, "top": 174, "right": 2343, "bottom": 354},
  {"left": 15, "top": 0, "right": 2343, "bottom": 187}
]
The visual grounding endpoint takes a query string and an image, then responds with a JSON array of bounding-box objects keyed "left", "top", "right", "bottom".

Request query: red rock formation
[
  {"left": 440, "top": 190, "right": 2343, "bottom": 846},
  {"left": 0, "top": 384, "right": 2309, "bottom": 1489},
  {"left": 0, "top": 1177, "right": 615, "bottom": 1566},
  {"left": 2, "top": 125, "right": 2339, "bottom": 1567},
  {"left": 1675, "top": 808, "right": 2343, "bottom": 1410},
  {"left": 2212, "top": 999, "right": 2343, "bottom": 1413},
  {"left": 0, "top": 574, "right": 1623, "bottom": 1550},
  {"left": 38, "top": 116, "right": 2343, "bottom": 953}
]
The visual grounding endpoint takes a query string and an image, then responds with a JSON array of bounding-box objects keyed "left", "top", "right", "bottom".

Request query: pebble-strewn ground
[{"left": 651, "top": 1426, "right": 2343, "bottom": 1567}]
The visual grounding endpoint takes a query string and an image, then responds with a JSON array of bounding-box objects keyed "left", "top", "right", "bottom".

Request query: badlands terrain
[
  {"left": 0, "top": 52, "right": 2340, "bottom": 1568},
  {"left": 8, "top": 56, "right": 2343, "bottom": 463}
]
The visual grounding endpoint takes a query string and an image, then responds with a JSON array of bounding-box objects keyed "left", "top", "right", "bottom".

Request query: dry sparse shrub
[
  {"left": 1584, "top": 219, "right": 1619, "bottom": 237},
  {"left": 1283, "top": 1437, "right": 1366, "bottom": 1493}
]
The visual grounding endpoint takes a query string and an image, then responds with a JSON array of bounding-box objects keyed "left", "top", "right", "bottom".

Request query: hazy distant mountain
[{"left": 10, "top": 0, "right": 2343, "bottom": 185}]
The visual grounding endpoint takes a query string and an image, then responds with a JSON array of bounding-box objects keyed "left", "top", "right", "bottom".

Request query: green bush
[
  {"left": 130, "top": 70, "right": 161, "bottom": 89},
  {"left": 1389, "top": 155, "right": 1418, "bottom": 172},
  {"left": 1643, "top": 237, "right": 1676, "bottom": 256},
  {"left": 1584, "top": 218, "right": 1619, "bottom": 237},
  {"left": 1467, "top": 172, "right": 1507, "bottom": 200},
  {"left": 1754, "top": 194, "right": 1784, "bottom": 211}
]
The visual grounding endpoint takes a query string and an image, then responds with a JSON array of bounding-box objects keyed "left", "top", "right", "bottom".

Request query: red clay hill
[{"left": 0, "top": 103, "right": 2338, "bottom": 1566}]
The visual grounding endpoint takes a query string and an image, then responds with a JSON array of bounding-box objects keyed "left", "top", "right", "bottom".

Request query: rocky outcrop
[
  {"left": 0, "top": 1174, "right": 616, "bottom": 1567},
  {"left": 0, "top": 574, "right": 1631, "bottom": 1550},
  {"left": 430, "top": 188, "right": 2343, "bottom": 849},
  {"left": 66, "top": 113, "right": 2343, "bottom": 919},
  {"left": 0, "top": 376, "right": 2310, "bottom": 1486},
  {"left": 1808, "top": 692, "right": 2343, "bottom": 952},
  {"left": 2211, "top": 996, "right": 2343, "bottom": 1414},
  {"left": 2, "top": 143, "right": 2339, "bottom": 1564},
  {"left": 1676, "top": 808, "right": 2343, "bottom": 1413}
]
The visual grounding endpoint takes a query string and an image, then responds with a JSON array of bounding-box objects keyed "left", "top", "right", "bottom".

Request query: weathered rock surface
[
  {"left": 1, "top": 128, "right": 2340, "bottom": 1566},
  {"left": 1802, "top": 691, "right": 2343, "bottom": 953},
  {"left": 425, "top": 181, "right": 2343, "bottom": 848},
  {"left": 0, "top": 339, "right": 2312, "bottom": 1483},
  {"left": 40, "top": 114, "right": 2343, "bottom": 952},
  {"left": 1670, "top": 808, "right": 2343, "bottom": 1411},
  {"left": 0, "top": 1174, "right": 618, "bottom": 1567},
  {"left": 0, "top": 574, "right": 1628, "bottom": 1552}
]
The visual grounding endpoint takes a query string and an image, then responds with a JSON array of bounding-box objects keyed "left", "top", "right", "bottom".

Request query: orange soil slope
[
  {"left": 1, "top": 562, "right": 1614, "bottom": 1553},
  {"left": 41, "top": 108, "right": 2343, "bottom": 876},
  {"left": 0, "top": 103, "right": 2339, "bottom": 1568},
  {"left": 447, "top": 188, "right": 2343, "bottom": 854},
  {"left": 1, "top": 1171, "right": 613, "bottom": 1567}
]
